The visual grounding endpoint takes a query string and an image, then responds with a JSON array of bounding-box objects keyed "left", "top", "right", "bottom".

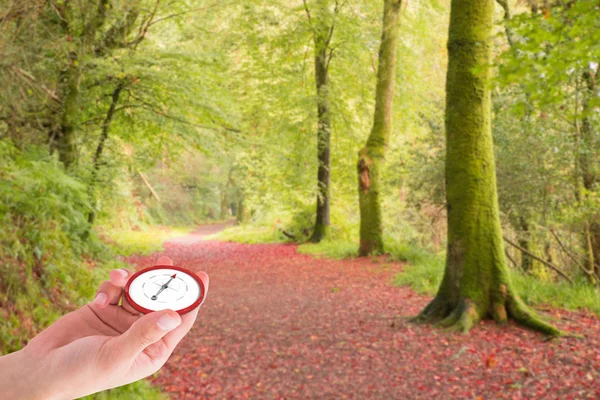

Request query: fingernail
[
  {"left": 157, "top": 313, "right": 180, "bottom": 331},
  {"left": 110, "top": 269, "right": 128, "bottom": 281},
  {"left": 115, "top": 269, "right": 128, "bottom": 277},
  {"left": 94, "top": 293, "right": 108, "bottom": 306}
]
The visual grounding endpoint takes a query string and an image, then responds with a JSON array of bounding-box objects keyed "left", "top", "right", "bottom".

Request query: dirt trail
[{"left": 126, "top": 225, "right": 600, "bottom": 399}]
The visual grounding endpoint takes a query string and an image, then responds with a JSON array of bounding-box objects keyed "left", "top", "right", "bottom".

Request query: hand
[{"left": 1, "top": 256, "right": 209, "bottom": 400}]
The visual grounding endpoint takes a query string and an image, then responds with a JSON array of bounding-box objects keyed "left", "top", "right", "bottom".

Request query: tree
[
  {"left": 304, "top": 0, "right": 341, "bottom": 243},
  {"left": 414, "top": 0, "right": 559, "bottom": 335},
  {"left": 497, "top": 1, "right": 600, "bottom": 282},
  {"left": 357, "top": 0, "right": 402, "bottom": 256}
]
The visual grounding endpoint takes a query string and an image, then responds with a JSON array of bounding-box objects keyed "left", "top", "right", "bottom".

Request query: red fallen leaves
[{"left": 125, "top": 228, "right": 600, "bottom": 399}]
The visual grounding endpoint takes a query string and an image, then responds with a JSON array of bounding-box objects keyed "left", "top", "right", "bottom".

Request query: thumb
[{"left": 113, "top": 310, "right": 182, "bottom": 359}]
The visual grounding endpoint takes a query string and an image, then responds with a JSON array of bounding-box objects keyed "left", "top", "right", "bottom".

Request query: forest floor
[{"left": 125, "top": 223, "right": 600, "bottom": 399}]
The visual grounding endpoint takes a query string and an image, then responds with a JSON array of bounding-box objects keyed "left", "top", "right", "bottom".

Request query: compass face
[{"left": 125, "top": 265, "right": 204, "bottom": 315}]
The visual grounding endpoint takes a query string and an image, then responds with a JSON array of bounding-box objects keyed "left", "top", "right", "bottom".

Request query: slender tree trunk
[
  {"left": 236, "top": 193, "right": 246, "bottom": 224},
  {"left": 54, "top": 61, "right": 80, "bottom": 168},
  {"left": 580, "top": 69, "right": 599, "bottom": 275},
  {"left": 307, "top": 0, "right": 334, "bottom": 243},
  {"left": 357, "top": 0, "right": 402, "bottom": 256},
  {"left": 414, "top": 0, "right": 558, "bottom": 335},
  {"left": 309, "top": 44, "right": 332, "bottom": 243},
  {"left": 87, "top": 83, "right": 124, "bottom": 225},
  {"left": 518, "top": 217, "right": 533, "bottom": 271}
]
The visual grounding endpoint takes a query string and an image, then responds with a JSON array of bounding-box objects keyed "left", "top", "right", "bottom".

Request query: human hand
[{"left": 3, "top": 256, "right": 208, "bottom": 400}]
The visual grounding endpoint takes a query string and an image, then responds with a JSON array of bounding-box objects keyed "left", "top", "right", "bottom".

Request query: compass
[{"left": 125, "top": 265, "right": 205, "bottom": 315}]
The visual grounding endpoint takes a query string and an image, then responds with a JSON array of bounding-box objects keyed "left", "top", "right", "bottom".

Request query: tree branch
[
  {"left": 303, "top": 0, "right": 317, "bottom": 37},
  {"left": 550, "top": 229, "right": 599, "bottom": 281},
  {"left": 504, "top": 236, "right": 573, "bottom": 284}
]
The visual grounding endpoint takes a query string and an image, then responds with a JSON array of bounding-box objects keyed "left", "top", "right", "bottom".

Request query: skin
[{"left": 0, "top": 256, "right": 209, "bottom": 399}]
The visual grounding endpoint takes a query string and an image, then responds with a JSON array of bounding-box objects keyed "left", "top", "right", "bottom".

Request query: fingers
[
  {"left": 162, "top": 270, "right": 209, "bottom": 350},
  {"left": 110, "top": 268, "right": 131, "bottom": 287},
  {"left": 113, "top": 310, "right": 182, "bottom": 360},
  {"left": 196, "top": 271, "right": 209, "bottom": 306},
  {"left": 92, "top": 280, "right": 124, "bottom": 308},
  {"left": 91, "top": 268, "right": 140, "bottom": 314}
]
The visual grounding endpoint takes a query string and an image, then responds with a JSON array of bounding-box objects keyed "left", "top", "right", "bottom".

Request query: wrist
[{"left": 2, "top": 347, "right": 61, "bottom": 400}]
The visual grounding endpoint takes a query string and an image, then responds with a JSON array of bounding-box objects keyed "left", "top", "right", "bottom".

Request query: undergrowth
[{"left": 0, "top": 142, "right": 172, "bottom": 399}]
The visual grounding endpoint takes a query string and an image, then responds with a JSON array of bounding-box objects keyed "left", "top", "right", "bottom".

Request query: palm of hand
[{"left": 20, "top": 261, "right": 208, "bottom": 399}]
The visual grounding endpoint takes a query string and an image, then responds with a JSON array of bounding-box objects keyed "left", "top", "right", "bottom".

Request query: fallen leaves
[{"left": 124, "top": 234, "right": 600, "bottom": 399}]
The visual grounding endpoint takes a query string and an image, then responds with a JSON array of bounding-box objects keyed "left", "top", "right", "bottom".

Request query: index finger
[{"left": 110, "top": 268, "right": 131, "bottom": 288}]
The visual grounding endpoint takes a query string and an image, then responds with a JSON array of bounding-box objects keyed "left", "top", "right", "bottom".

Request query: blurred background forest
[{"left": 1, "top": 0, "right": 599, "bottom": 397}]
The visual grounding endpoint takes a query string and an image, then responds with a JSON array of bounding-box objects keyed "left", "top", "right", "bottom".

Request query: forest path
[{"left": 125, "top": 225, "right": 600, "bottom": 399}]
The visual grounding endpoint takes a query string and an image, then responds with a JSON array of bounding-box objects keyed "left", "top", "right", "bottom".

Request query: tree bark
[
  {"left": 357, "top": 0, "right": 402, "bottom": 256},
  {"left": 518, "top": 217, "right": 533, "bottom": 271},
  {"left": 54, "top": 59, "right": 80, "bottom": 168},
  {"left": 236, "top": 193, "right": 245, "bottom": 224},
  {"left": 414, "top": 0, "right": 559, "bottom": 335},
  {"left": 87, "top": 82, "right": 124, "bottom": 225},
  {"left": 306, "top": 0, "right": 336, "bottom": 243},
  {"left": 580, "top": 69, "right": 599, "bottom": 276},
  {"left": 310, "top": 43, "right": 332, "bottom": 243}
]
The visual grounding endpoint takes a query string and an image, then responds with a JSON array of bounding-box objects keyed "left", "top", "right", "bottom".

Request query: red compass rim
[{"left": 124, "top": 264, "right": 205, "bottom": 315}]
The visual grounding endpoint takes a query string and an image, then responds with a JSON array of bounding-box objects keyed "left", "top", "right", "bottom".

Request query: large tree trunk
[
  {"left": 357, "top": 0, "right": 402, "bottom": 256},
  {"left": 414, "top": 0, "right": 558, "bottom": 335}
]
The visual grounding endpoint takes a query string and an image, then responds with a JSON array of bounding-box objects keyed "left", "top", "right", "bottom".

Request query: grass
[
  {"left": 101, "top": 226, "right": 194, "bottom": 257},
  {"left": 82, "top": 380, "right": 165, "bottom": 400},
  {"left": 212, "top": 225, "right": 287, "bottom": 244},
  {"left": 387, "top": 241, "right": 600, "bottom": 316},
  {"left": 297, "top": 240, "right": 358, "bottom": 259}
]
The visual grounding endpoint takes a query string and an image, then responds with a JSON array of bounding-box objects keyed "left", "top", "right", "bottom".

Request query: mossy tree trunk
[
  {"left": 414, "top": 0, "right": 559, "bottom": 335},
  {"left": 55, "top": 62, "right": 80, "bottom": 168},
  {"left": 52, "top": 0, "right": 110, "bottom": 168},
  {"left": 304, "top": 0, "right": 339, "bottom": 243},
  {"left": 357, "top": 0, "right": 402, "bottom": 256}
]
